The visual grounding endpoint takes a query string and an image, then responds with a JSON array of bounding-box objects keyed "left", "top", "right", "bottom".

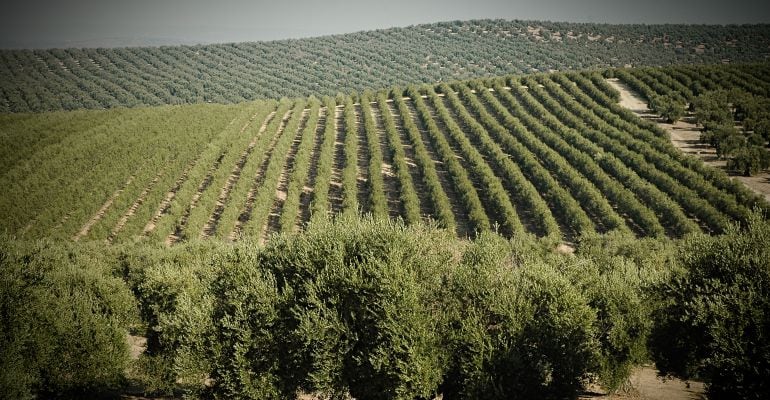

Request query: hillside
[
  {"left": 2, "top": 19, "right": 770, "bottom": 113},
  {"left": 2, "top": 63, "right": 768, "bottom": 245}
]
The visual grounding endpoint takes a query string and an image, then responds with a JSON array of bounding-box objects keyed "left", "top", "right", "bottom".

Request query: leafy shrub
[
  {"left": 122, "top": 241, "right": 236, "bottom": 395},
  {"left": 207, "top": 263, "right": 286, "bottom": 399},
  {"left": 650, "top": 95, "right": 685, "bottom": 123},
  {"left": 257, "top": 217, "right": 454, "bottom": 400},
  {"left": 120, "top": 219, "right": 665, "bottom": 399},
  {"left": 0, "top": 238, "right": 136, "bottom": 398},
  {"left": 440, "top": 234, "right": 600, "bottom": 399},
  {"left": 649, "top": 213, "right": 770, "bottom": 399},
  {"left": 567, "top": 232, "right": 674, "bottom": 392}
]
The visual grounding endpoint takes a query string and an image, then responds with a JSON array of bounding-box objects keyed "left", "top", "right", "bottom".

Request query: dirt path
[
  {"left": 581, "top": 367, "right": 704, "bottom": 400},
  {"left": 73, "top": 174, "right": 136, "bottom": 241},
  {"left": 200, "top": 110, "right": 278, "bottom": 238},
  {"left": 607, "top": 78, "right": 770, "bottom": 203},
  {"left": 605, "top": 78, "right": 654, "bottom": 115}
]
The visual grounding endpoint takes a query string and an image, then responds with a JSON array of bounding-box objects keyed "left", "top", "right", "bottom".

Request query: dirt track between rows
[{"left": 607, "top": 78, "right": 770, "bottom": 204}]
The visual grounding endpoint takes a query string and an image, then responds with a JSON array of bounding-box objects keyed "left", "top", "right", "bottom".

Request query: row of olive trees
[
  {"left": 695, "top": 90, "right": 770, "bottom": 176},
  {"left": 582, "top": 69, "right": 768, "bottom": 213},
  {"left": 4, "top": 23, "right": 770, "bottom": 112},
  {"left": 563, "top": 73, "right": 757, "bottom": 227},
  {"left": 6, "top": 214, "right": 770, "bottom": 399},
  {"left": 613, "top": 64, "right": 770, "bottom": 177}
]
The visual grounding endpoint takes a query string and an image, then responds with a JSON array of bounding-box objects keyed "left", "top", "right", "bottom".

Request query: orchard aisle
[{"left": 607, "top": 78, "right": 770, "bottom": 203}]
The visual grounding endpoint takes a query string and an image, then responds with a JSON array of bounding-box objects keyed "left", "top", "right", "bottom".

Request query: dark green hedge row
[
  {"left": 123, "top": 218, "right": 665, "bottom": 399},
  {"left": 4, "top": 214, "right": 770, "bottom": 398}
]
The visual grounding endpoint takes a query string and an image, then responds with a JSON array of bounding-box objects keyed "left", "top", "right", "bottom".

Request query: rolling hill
[
  {"left": 2, "top": 19, "right": 770, "bottom": 112},
  {"left": 2, "top": 63, "right": 768, "bottom": 245}
]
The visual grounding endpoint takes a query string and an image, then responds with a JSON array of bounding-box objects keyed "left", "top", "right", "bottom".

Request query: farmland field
[
  {"left": 2, "top": 63, "right": 768, "bottom": 246},
  {"left": 2, "top": 20, "right": 770, "bottom": 112},
  {"left": 4, "top": 15, "right": 770, "bottom": 399}
]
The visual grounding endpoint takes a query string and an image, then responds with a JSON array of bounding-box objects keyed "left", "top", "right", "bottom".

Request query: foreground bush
[
  {"left": 0, "top": 238, "right": 136, "bottom": 398},
  {"left": 649, "top": 214, "right": 770, "bottom": 399},
  {"left": 126, "top": 218, "right": 657, "bottom": 399},
  {"left": 440, "top": 234, "right": 600, "bottom": 399},
  {"left": 574, "top": 231, "right": 675, "bottom": 391},
  {"left": 0, "top": 218, "right": 682, "bottom": 399}
]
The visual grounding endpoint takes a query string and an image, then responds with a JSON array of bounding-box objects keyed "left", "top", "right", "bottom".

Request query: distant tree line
[{"left": 2, "top": 19, "right": 770, "bottom": 112}]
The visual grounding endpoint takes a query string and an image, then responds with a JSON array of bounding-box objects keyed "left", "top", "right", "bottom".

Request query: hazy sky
[{"left": 1, "top": 0, "right": 769, "bottom": 48}]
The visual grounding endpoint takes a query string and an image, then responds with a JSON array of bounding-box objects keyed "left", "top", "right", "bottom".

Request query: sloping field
[
  {"left": 2, "top": 63, "right": 768, "bottom": 244},
  {"left": 2, "top": 20, "right": 770, "bottom": 112}
]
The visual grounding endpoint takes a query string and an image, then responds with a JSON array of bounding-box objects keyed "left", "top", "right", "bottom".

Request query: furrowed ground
[{"left": 1, "top": 63, "right": 769, "bottom": 245}]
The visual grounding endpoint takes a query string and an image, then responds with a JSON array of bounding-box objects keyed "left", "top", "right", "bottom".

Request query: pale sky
[{"left": 1, "top": 0, "right": 769, "bottom": 48}]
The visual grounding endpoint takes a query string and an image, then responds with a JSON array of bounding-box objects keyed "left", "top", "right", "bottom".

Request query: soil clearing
[{"left": 580, "top": 366, "right": 704, "bottom": 400}]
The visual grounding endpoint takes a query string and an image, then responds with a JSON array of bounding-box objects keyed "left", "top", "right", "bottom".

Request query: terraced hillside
[
  {"left": 1, "top": 63, "right": 768, "bottom": 244},
  {"left": 2, "top": 20, "right": 770, "bottom": 112}
]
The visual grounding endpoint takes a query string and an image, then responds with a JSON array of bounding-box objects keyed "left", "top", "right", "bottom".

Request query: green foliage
[
  {"left": 113, "top": 218, "right": 680, "bottom": 398},
  {"left": 4, "top": 22, "right": 770, "bottom": 113},
  {"left": 310, "top": 97, "right": 340, "bottom": 220},
  {"left": 392, "top": 88, "right": 457, "bottom": 233},
  {"left": 650, "top": 95, "right": 685, "bottom": 122},
  {"left": 279, "top": 99, "right": 322, "bottom": 233},
  {"left": 4, "top": 64, "right": 770, "bottom": 248},
  {"left": 440, "top": 235, "right": 600, "bottom": 399},
  {"left": 459, "top": 80, "right": 561, "bottom": 239},
  {"left": 690, "top": 88, "right": 770, "bottom": 176},
  {"left": 0, "top": 237, "right": 136, "bottom": 398},
  {"left": 649, "top": 214, "right": 770, "bottom": 399},
  {"left": 207, "top": 263, "right": 286, "bottom": 399},
  {"left": 263, "top": 217, "right": 452, "bottom": 399},
  {"left": 408, "top": 85, "right": 491, "bottom": 235},
  {"left": 359, "top": 93, "right": 389, "bottom": 219},
  {"left": 574, "top": 231, "right": 675, "bottom": 390},
  {"left": 728, "top": 145, "right": 770, "bottom": 176},
  {"left": 341, "top": 96, "right": 360, "bottom": 215},
  {"left": 376, "top": 91, "right": 422, "bottom": 224}
]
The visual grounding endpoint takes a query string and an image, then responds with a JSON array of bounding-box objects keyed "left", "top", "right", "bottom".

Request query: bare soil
[
  {"left": 606, "top": 78, "right": 654, "bottom": 115},
  {"left": 580, "top": 367, "right": 704, "bottom": 400},
  {"left": 607, "top": 78, "right": 770, "bottom": 203}
]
